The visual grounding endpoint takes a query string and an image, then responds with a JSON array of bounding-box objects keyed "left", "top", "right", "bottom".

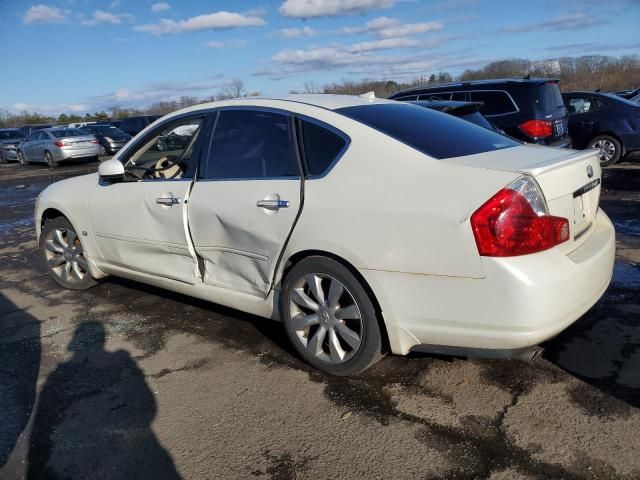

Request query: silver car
[
  {"left": 17, "top": 128, "right": 100, "bottom": 167},
  {"left": 0, "top": 128, "right": 26, "bottom": 163}
]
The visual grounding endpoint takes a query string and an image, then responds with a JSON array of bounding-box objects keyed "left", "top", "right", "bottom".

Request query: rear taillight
[
  {"left": 519, "top": 119, "right": 552, "bottom": 139},
  {"left": 471, "top": 176, "right": 569, "bottom": 257},
  {"left": 53, "top": 141, "right": 68, "bottom": 147}
]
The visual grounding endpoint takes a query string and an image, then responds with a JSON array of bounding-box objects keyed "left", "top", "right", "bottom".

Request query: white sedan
[{"left": 35, "top": 95, "right": 615, "bottom": 376}]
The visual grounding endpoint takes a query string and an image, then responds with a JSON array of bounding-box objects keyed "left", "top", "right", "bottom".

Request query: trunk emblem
[{"left": 587, "top": 165, "right": 594, "bottom": 178}]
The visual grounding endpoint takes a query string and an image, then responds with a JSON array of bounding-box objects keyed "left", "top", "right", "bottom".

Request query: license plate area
[
  {"left": 572, "top": 178, "right": 600, "bottom": 239},
  {"left": 553, "top": 120, "right": 565, "bottom": 136}
]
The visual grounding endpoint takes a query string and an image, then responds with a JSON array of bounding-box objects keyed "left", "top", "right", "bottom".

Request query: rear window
[
  {"left": 536, "top": 83, "right": 564, "bottom": 111},
  {"left": 50, "top": 129, "right": 87, "bottom": 138},
  {"left": 337, "top": 103, "right": 518, "bottom": 159}
]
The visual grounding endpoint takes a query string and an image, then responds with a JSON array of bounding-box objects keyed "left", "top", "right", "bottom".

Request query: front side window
[
  {"left": 468, "top": 91, "right": 517, "bottom": 116},
  {"left": 204, "top": 110, "right": 299, "bottom": 180},
  {"left": 122, "top": 115, "right": 204, "bottom": 181},
  {"left": 338, "top": 103, "right": 519, "bottom": 160},
  {"left": 299, "top": 119, "right": 347, "bottom": 176},
  {"left": 567, "top": 97, "right": 591, "bottom": 114}
]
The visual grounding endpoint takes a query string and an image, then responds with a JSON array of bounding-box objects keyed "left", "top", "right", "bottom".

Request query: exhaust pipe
[{"left": 514, "top": 346, "right": 544, "bottom": 363}]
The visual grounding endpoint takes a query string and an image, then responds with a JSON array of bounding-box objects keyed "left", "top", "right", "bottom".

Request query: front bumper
[{"left": 361, "top": 209, "right": 615, "bottom": 356}]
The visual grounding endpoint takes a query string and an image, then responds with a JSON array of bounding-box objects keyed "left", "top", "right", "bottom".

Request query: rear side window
[
  {"left": 205, "top": 110, "right": 299, "bottom": 180},
  {"left": 337, "top": 103, "right": 519, "bottom": 160},
  {"left": 468, "top": 91, "right": 517, "bottom": 116},
  {"left": 299, "top": 120, "right": 347, "bottom": 176}
]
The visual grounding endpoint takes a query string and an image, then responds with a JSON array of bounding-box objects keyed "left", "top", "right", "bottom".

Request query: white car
[{"left": 35, "top": 95, "right": 615, "bottom": 376}]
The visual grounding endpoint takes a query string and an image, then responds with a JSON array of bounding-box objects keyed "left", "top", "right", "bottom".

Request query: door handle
[
  {"left": 256, "top": 199, "right": 289, "bottom": 210},
  {"left": 156, "top": 196, "right": 181, "bottom": 206}
]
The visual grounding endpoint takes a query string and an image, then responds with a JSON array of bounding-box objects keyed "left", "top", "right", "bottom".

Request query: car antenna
[{"left": 359, "top": 91, "right": 376, "bottom": 100}]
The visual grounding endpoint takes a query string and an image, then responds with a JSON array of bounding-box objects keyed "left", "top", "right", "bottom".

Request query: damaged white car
[{"left": 35, "top": 95, "right": 615, "bottom": 376}]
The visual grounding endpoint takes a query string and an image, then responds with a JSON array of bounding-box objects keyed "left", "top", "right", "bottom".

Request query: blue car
[{"left": 562, "top": 91, "right": 640, "bottom": 166}]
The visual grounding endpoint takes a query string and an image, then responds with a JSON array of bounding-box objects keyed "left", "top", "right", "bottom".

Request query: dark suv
[
  {"left": 389, "top": 78, "right": 571, "bottom": 148},
  {"left": 119, "top": 115, "right": 161, "bottom": 136}
]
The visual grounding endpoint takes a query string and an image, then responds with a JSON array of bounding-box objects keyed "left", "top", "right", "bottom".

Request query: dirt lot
[{"left": 1, "top": 159, "right": 639, "bottom": 479}]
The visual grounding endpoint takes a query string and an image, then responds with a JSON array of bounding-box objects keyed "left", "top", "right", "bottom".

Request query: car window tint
[
  {"left": 122, "top": 115, "right": 204, "bottom": 180},
  {"left": 468, "top": 91, "right": 516, "bottom": 115},
  {"left": 451, "top": 92, "right": 467, "bottom": 101},
  {"left": 419, "top": 93, "right": 451, "bottom": 101},
  {"left": 205, "top": 110, "right": 299, "bottom": 180},
  {"left": 568, "top": 97, "right": 591, "bottom": 114},
  {"left": 299, "top": 120, "right": 347, "bottom": 176},
  {"left": 395, "top": 95, "right": 418, "bottom": 101},
  {"left": 338, "top": 103, "right": 519, "bottom": 160},
  {"left": 594, "top": 98, "right": 609, "bottom": 110}
]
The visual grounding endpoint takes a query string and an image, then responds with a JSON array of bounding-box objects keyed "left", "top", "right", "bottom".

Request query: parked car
[
  {"left": 109, "top": 120, "right": 123, "bottom": 129},
  {"left": 389, "top": 78, "right": 571, "bottom": 148},
  {"left": 35, "top": 95, "right": 614, "bottom": 376},
  {"left": 407, "top": 100, "right": 502, "bottom": 132},
  {"left": 17, "top": 128, "right": 99, "bottom": 167},
  {"left": 119, "top": 115, "right": 161, "bottom": 136},
  {"left": 615, "top": 87, "right": 640, "bottom": 100},
  {"left": 18, "top": 124, "right": 53, "bottom": 137},
  {"left": 562, "top": 91, "right": 640, "bottom": 166},
  {"left": 68, "top": 122, "right": 97, "bottom": 129},
  {"left": 0, "top": 128, "right": 26, "bottom": 163},
  {"left": 80, "top": 124, "right": 132, "bottom": 155}
]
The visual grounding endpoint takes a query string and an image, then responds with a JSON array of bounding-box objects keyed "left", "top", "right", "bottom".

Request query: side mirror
[{"left": 98, "top": 158, "right": 125, "bottom": 183}]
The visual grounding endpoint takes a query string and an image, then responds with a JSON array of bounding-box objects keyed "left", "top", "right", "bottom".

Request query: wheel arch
[{"left": 279, "top": 249, "right": 391, "bottom": 353}]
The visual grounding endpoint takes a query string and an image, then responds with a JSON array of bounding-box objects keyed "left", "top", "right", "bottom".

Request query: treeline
[
  {"left": 2, "top": 56, "right": 638, "bottom": 128},
  {"left": 318, "top": 55, "right": 640, "bottom": 97}
]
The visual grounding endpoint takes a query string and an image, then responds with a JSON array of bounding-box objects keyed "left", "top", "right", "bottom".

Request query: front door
[
  {"left": 89, "top": 114, "right": 207, "bottom": 283},
  {"left": 188, "top": 109, "right": 303, "bottom": 296}
]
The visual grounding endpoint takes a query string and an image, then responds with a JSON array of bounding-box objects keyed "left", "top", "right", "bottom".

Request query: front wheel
[
  {"left": 39, "top": 217, "right": 97, "bottom": 290},
  {"left": 589, "top": 135, "right": 622, "bottom": 167},
  {"left": 281, "top": 256, "right": 383, "bottom": 376}
]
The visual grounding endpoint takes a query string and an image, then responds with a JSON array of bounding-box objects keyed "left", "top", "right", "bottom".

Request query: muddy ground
[{"left": 1, "top": 159, "right": 639, "bottom": 479}]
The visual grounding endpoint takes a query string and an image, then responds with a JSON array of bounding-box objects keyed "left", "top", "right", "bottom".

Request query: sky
[{"left": 1, "top": 0, "right": 639, "bottom": 115}]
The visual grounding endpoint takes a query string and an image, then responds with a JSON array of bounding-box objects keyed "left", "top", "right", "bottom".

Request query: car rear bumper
[
  {"left": 361, "top": 209, "right": 615, "bottom": 356},
  {"left": 53, "top": 145, "right": 100, "bottom": 161}
]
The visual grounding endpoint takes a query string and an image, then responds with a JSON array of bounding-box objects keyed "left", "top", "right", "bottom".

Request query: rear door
[
  {"left": 565, "top": 95, "right": 597, "bottom": 147},
  {"left": 188, "top": 109, "right": 303, "bottom": 297}
]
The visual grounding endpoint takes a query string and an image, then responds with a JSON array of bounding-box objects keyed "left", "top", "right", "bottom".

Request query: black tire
[
  {"left": 99, "top": 144, "right": 107, "bottom": 156},
  {"left": 588, "top": 135, "right": 622, "bottom": 167},
  {"left": 281, "top": 256, "right": 384, "bottom": 376},
  {"left": 44, "top": 150, "right": 58, "bottom": 168},
  {"left": 39, "top": 217, "right": 97, "bottom": 290}
]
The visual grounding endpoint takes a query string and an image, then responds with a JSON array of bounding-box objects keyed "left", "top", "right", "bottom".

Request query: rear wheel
[
  {"left": 589, "top": 135, "right": 621, "bottom": 167},
  {"left": 39, "top": 217, "right": 97, "bottom": 290},
  {"left": 281, "top": 256, "right": 383, "bottom": 376},
  {"left": 45, "top": 150, "right": 58, "bottom": 168},
  {"left": 17, "top": 150, "right": 26, "bottom": 165}
]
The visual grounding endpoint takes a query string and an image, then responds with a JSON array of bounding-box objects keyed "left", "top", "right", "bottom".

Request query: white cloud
[
  {"left": 24, "top": 5, "right": 66, "bottom": 25},
  {"left": 501, "top": 12, "right": 599, "bottom": 33},
  {"left": 135, "top": 11, "right": 265, "bottom": 35},
  {"left": 347, "top": 37, "right": 419, "bottom": 52},
  {"left": 206, "top": 40, "right": 225, "bottom": 48},
  {"left": 278, "top": 26, "right": 315, "bottom": 38},
  {"left": 342, "top": 16, "right": 443, "bottom": 38},
  {"left": 82, "top": 10, "right": 122, "bottom": 25},
  {"left": 110, "top": 0, "right": 122, "bottom": 8},
  {"left": 151, "top": 2, "right": 171, "bottom": 13},
  {"left": 279, "top": 0, "right": 395, "bottom": 19}
]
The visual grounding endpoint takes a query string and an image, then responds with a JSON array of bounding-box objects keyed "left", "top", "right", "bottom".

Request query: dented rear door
[{"left": 187, "top": 108, "right": 303, "bottom": 297}]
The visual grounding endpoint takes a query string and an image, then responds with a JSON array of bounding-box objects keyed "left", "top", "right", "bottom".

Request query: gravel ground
[{"left": 0, "top": 158, "right": 639, "bottom": 480}]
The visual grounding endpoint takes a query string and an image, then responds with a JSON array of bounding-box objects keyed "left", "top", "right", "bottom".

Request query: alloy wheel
[
  {"left": 18, "top": 151, "right": 25, "bottom": 165},
  {"left": 288, "top": 273, "right": 363, "bottom": 364},
  {"left": 592, "top": 139, "right": 616, "bottom": 163},
  {"left": 43, "top": 227, "right": 89, "bottom": 284}
]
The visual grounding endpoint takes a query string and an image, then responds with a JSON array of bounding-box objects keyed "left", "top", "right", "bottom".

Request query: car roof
[{"left": 392, "top": 78, "right": 559, "bottom": 96}]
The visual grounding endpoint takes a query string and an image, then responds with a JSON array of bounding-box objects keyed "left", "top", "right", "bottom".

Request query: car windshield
[
  {"left": 337, "top": 103, "right": 519, "bottom": 159},
  {"left": 0, "top": 130, "right": 25, "bottom": 140},
  {"left": 50, "top": 129, "right": 88, "bottom": 138}
]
